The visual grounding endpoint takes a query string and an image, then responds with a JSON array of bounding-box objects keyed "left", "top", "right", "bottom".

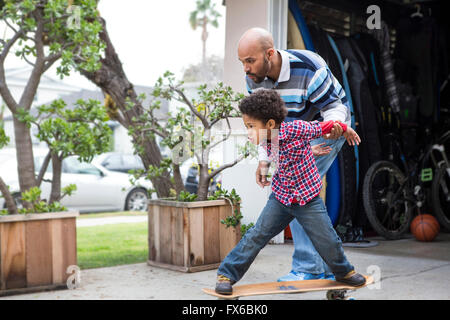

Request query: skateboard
[{"left": 203, "top": 275, "right": 374, "bottom": 300}]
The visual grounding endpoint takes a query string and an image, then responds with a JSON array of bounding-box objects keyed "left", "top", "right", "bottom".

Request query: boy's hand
[
  {"left": 255, "top": 161, "right": 271, "bottom": 188},
  {"left": 343, "top": 127, "right": 361, "bottom": 146},
  {"left": 312, "top": 143, "right": 332, "bottom": 157},
  {"left": 323, "top": 122, "right": 343, "bottom": 139}
]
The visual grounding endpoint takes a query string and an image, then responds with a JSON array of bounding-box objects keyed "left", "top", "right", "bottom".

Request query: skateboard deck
[{"left": 203, "top": 275, "right": 374, "bottom": 300}]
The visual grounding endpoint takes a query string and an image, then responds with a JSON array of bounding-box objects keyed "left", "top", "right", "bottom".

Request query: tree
[
  {"left": 189, "top": 0, "right": 221, "bottom": 67},
  {"left": 73, "top": 16, "right": 173, "bottom": 198},
  {"left": 17, "top": 98, "right": 112, "bottom": 203},
  {"left": 0, "top": 0, "right": 104, "bottom": 206},
  {"left": 132, "top": 72, "right": 254, "bottom": 201}
]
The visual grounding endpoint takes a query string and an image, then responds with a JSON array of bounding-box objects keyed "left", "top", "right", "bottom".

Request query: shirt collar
[{"left": 277, "top": 50, "right": 291, "bottom": 83}]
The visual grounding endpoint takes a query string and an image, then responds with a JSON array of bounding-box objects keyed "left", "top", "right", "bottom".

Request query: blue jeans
[
  {"left": 217, "top": 192, "right": 353, "bottom": 283},
  {"left": 289, "top": 136, "right": 346, "bottom": 275}
]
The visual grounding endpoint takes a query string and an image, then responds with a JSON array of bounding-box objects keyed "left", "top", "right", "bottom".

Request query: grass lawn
[
  {"left": 78, "top": 211, "right": 147, "bottom": 219},
  {"left": 77, "top": 222, "right": 148, "bottom": 270}
]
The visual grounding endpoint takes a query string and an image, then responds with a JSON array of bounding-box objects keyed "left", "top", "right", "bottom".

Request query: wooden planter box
[
  {"left": 0, "top": 211, "right": 78, "bottom": 296},
  {"left": 148, "top": 199, "right": 241, "bottom": 272}
]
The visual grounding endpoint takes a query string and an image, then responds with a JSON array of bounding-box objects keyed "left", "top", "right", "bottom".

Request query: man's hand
[
  {"left": 312, "top": 143, "right": 332, "bottom": 157},
  {"left": 343, "top": 127, "right": 361, "bottom": 146},
  {"left": 323, "top": 122, "right": 343, "bottom": 140},
  {"left": 255, "top": 161, "right": 271, "bottom": 188}
]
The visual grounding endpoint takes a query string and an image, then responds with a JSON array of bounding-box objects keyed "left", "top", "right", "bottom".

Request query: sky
[{"left": 3, "top": 0, "right": 226, "bottom": 90}]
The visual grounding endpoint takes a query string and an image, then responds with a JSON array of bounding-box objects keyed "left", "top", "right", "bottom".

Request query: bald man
[{"left": 238, "top": 28, "right": 353, "bottom": 282}]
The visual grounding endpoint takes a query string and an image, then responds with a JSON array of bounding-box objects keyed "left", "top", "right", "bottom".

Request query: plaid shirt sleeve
[{"left": 281, "top": 120, "right": 323, "bottom": 143}]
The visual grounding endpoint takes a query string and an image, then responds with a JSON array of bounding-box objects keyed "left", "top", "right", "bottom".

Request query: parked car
[
  {"left": 0, "top": 148, "right": 153, "bottom": 213},
  {"left": 92, "top": 152, "right": 145, "bottom": 174},
  {"left": 181, "top": 158, "right": 222, "bottom": 194}
]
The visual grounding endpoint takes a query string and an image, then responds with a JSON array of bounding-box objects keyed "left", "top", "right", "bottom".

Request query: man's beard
[{"left": 247, "top": 57, "right": 270, "bottom": 83}]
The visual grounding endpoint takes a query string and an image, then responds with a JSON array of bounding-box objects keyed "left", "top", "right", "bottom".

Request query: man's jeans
[
  {"left": 289, "top": 136, "right": 346, "bottom": 275},
  {"left": 217, "top": 192, "right": 353, "bottom": 283}
]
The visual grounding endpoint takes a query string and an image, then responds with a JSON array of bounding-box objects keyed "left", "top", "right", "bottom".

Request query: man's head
[
  {"left": 239, "top": 89, "right": 287, "bottom": 145},
  {"left": 238, "top": 28, "right": 276, "bottom": 83}
]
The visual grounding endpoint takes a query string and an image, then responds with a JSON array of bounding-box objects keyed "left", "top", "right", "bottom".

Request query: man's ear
[
  {"left": 266, "top": 48, "right": 275, "bottom": 60},
  {"left": 266, "top": 119, "right": 276, "bottom": 129}
]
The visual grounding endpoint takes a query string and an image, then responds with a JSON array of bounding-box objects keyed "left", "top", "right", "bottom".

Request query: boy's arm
[
  {"left": 283, "top": 120, "right": 323, "bottom": 142},
  {"left": 321, "top": 120, "right": 361, "bottom": 146}
]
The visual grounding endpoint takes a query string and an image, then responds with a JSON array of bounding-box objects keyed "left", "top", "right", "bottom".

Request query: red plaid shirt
[{"left": 263, "top": 120, "right": 342, "bottom": 206}]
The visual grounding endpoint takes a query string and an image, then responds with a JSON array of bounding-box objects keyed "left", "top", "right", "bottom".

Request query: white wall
[{"left": 222, "top": 0, "right": 287, "bottom": 243}]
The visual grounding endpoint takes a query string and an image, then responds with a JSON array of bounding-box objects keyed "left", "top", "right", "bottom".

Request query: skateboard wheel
[{"left": 326, "top": 290, "right": 347, "bottom": 300}]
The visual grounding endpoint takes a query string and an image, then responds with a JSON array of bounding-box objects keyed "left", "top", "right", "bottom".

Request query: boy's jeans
[
  {"left": 217, "top": 192, "right": 353, "bottom": 283},
  {"left": 289, "top": 136, "right": 346, "bottom": 275}
]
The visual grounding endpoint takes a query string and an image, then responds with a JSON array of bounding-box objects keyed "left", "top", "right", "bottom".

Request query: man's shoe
[
  {"left": 336, "top": 270, "right": 366, "bottom": 286},
  {"left": 277, "top": 271, "right": 323, "bottom": 282},
  {"left": 215, "top": 275, "right": 233, "bottom": 295}
]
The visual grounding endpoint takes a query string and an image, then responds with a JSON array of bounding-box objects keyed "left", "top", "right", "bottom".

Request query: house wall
[{"left": 221, "top": 0, "right": 287, "bottom": 243}]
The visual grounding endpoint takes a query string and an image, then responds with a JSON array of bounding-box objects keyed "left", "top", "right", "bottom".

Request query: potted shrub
[
  {"left": 130, "top": 72, "right": 254, "bottom": 272},
  {"left": 0, "top": 100, "right": 111, "bottom": 295},
  {"left": 0, "top": 0, "right": 107, "bottom": 295}
]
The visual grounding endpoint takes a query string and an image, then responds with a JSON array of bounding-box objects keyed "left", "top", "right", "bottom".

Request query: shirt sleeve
[
  {"left": 282, "top": 120, "right": 323, "bottom": 142},
  {"left": 307, "top": 67, "right": 343, "bottom": 111}
]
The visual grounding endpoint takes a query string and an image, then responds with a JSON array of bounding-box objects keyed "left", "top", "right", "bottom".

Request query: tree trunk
[
  {"left": 75, "top": 17, "right": 173, "bottom": 198},
  {"left": 172, "top": 163, "right": 185, "bottom": 196},
  {"left": 196, "top": 164, "right": 210, "bottom": 201},
  {"left": 13, "top": 117, "right": 37, "bottom": 200},
  {"left": 49, "top": 153, "right": 62, "bottom": 203}
]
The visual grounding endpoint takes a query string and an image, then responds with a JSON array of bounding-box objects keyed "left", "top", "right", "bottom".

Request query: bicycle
[{"left": 362, "top": 111, "right": 450, "bottom": 240}]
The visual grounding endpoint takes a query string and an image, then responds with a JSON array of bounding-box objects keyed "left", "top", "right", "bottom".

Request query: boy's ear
[{"left": 266, "top": 119, "right": 276, "bottom": 129}]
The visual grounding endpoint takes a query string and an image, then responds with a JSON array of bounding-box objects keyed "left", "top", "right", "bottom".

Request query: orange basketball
[{"left": 410, "top": 214, "right": 440, "bottom": 242}]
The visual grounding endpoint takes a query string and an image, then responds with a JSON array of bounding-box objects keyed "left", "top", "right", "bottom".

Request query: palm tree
[{"left": 189, "top": 0, "right": 221, "bottom": 66}]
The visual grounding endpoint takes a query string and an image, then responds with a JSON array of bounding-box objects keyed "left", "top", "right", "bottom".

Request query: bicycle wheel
[
  {"left": 432, "top": 164, "right": 450, "bottom": 231},
  {"left": 363, "top": 161, "right": 413, "bottom": 239}
]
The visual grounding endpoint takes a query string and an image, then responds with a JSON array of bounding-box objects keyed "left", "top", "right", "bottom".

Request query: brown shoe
[
  {"left": 215, "top": 274, "right": 233, "bottom": 295},
  {"left": 336, "top": 270, "right": 366, "bottom": 286}
]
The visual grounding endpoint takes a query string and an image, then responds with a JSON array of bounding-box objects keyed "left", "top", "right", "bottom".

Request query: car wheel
[{"left": 125, "top": 188, "right": 148, "bottom": 212}]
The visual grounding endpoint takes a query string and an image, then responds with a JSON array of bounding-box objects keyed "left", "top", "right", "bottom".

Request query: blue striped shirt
[{"left": 246, "top": 49, "right": 350, "bottom": 123}]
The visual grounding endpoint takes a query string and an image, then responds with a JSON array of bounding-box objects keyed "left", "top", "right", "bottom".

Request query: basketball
[{"left": 410, "top": 214, "right": 440, "bottom": 242}]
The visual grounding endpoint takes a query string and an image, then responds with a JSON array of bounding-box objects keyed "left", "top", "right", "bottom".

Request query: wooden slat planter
[
  {"left": 148, "top": 199, "right": 241, "bottom": 272},
  {"left": 0, "top": 211, "right": 78, "bottom": 296}
]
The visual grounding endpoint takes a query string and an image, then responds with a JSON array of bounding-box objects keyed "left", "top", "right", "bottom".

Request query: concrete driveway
[{"left": 1, "top": 231, "right": 449, "bottom": 300}]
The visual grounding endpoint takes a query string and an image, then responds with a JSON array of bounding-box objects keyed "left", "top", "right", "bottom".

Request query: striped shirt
[{"left": 246, "top": 49, "right": 351, "bottom": 123}]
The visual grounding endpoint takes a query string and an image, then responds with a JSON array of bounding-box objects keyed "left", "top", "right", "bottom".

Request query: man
[{"left": 237, "top": 27, "right": 351, "bottom": 281}]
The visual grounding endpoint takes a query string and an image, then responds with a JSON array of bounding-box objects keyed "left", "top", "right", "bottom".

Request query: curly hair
[{"left": 238, "top": 89, "right": 287, "bottom": 124}]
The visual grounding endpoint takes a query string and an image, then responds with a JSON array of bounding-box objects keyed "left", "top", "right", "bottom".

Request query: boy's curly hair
[{"left": 238, "top": 89, "right": 287, "bottom": 124}]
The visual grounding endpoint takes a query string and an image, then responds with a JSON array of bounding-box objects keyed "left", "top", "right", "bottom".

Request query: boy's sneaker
[
  {"left": 336, "top": 270, "right": 366, "bottom": 286},
  {"left": 324, "top": 273, "right": 336, "bottom": 281},
  {"left": 277, "top": 271, "right": 323, "bottom": 282},
  {"left": 215, "top": 275, "right": 233, "bottom": 295}
]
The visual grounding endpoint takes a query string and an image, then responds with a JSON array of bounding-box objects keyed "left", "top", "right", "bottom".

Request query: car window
[
  {"left": 63, "top": 157, "right": 102, "bottom": 176},
  {"left": 122, "top": 155, "right": 144, "bottom": 170},
  {"left": 102, "top": 155, "right": 123, "bottom": 170}
]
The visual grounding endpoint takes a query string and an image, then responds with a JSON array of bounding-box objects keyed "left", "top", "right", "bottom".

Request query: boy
[{"left": 215, "top": 89, "right": 364, "bottom": 295}]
